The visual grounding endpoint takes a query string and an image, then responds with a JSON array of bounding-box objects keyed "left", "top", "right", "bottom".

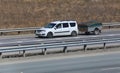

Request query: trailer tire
[
  {"left": 85, "top": 32, "right": 90, "bottom": 35},
  {"left": 94, "top": 28, "right": 100, "bottom": 35}
]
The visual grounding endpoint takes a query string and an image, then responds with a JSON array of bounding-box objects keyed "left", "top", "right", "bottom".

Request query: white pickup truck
[{"left": 35, "top": 20, "right": 102, "bottom": 38}]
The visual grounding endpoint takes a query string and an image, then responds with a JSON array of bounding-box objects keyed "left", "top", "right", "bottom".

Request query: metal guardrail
[
  {"left": 0, "top": 22, "right": 119, "bottom": 35},
  {"left": 0, "top": 27, "right": 40, "bottom": 35},
  {"left": 0, "top": 37, "right": 120, "bottom": 58},
  {"left": 103, "top": 22, "right": 120, "bottom": 29},
  {"left": 0, "top": 33, "right": 120, "bottom": 47},
  {"left": 0, "top": 27, "right": 40, "bottom": 32},
  {"left": 103, "top": 22, "right": 120, "bottom": 27}
]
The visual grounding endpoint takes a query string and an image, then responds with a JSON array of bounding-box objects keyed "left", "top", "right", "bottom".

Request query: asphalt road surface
[
  {"left": 0, "top": 52, "right": 120, "bottom": 73},
  {"left": 0, "top": 29, "right": 120, "bottom": 47}
]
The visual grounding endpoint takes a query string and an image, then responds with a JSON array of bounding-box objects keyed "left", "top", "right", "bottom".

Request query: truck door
[
  {"left": 62, "top": 23, "right": 70, "bottom": 35},
  {"left": 54, "top": 24, "right": 63, "bottom": 36}
]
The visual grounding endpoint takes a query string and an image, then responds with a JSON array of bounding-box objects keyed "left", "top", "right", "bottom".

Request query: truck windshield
[{"left": 44, "top": 23, "right": 56, "bottom": 28}]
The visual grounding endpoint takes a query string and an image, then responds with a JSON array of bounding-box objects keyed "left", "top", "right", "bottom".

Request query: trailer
[{"left": 78, "top": 21, "right": 102, "bottom": 35}]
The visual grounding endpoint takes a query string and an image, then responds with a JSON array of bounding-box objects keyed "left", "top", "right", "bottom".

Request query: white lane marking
[
  {"left": 102, "top": 67, "right": 120, "bottom": 71},
  {"left": 17, "top": 41, "right": 23, "bottom": 43}
]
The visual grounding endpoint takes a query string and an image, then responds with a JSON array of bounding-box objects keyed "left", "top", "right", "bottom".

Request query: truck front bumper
[{"left": 35, "top": 31, "right": 47, "bottom": 37}]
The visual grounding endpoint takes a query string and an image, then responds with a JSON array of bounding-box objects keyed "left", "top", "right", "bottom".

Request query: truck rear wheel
[{"left": 71, "top": 31, "right": 77, "bottom": 37}]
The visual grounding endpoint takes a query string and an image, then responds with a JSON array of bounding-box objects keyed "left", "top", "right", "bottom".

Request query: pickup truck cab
[{"left": 35, "top": 21, "right": 78, "bottom": 38}]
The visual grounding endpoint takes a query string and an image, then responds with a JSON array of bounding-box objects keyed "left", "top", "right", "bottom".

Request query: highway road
[
  {"left": 0, "top": 29, "right": 120, "bottom": 47},
  {"left": 0, "top": 52, "right": 120, "bottom": 73}
]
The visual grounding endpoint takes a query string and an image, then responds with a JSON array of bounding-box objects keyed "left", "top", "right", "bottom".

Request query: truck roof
[{"left": 51, "top": 21, "right": 77, "bottom": 24}]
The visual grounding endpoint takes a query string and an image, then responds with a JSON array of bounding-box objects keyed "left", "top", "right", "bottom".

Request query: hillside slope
[{"left": 0, "top": 0, "right": 120, "bottom": 28}]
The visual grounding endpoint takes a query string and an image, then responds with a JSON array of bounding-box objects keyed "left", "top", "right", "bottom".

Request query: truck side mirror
[{"left": 54, "top": 27, "right": 57, "bottom": 30}]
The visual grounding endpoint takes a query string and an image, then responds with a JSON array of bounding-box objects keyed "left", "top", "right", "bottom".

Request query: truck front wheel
[{"left": 47, "top": 32, "right": 53, "bottom": 38}]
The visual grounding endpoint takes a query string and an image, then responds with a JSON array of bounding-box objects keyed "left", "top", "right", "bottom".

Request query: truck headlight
[{"left": 41, "top": 30, "right": 46, "bottom": 32}]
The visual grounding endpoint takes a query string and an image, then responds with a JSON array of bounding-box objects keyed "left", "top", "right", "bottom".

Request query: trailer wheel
[
  {"left": 85, "top": 32, "right": 90, "bottom": 35},
  {"left": 94, "top": 28, "right": 100, "bottom": 35},
  {"left": 71, "top": 31, "right": 77, "bottom": 37}
]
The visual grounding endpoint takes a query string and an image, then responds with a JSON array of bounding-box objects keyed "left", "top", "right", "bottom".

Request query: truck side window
[
  {"left": 56, "top": 24, "right": 61, "bottom": 29},
  {"left": 70, "top": 23, "right": 76, "bottom": 27},
  {"left": 63, "top": 23, "right": 69, "bottom": 28}
]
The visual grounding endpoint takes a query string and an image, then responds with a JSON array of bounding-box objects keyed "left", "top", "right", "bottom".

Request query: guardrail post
[
  {"left": 18, "top": 44, "right": 21, "bottom": 55},
  {"left": 109, "top": 26, "right": 111, "bottom": 29},
  {"left": 23, "top": 50, "right": 26, "bottom": 57},
  {"left": 18, "top": 31, "right": 20, "bottom": 34},
  {"left": 0, "top": 52, "right": 2, "bottom": 58},
  {"left": 42, "top": 49, "right": 44, "bottom": 54},
  {"left": 83, "top": 45, "right": 87, "bottom": 51},
  {"left": 19, "top": 51, "right": 21, "bottom": 55},
  {"left": 0, "top": 32, "right": 3, "bottom": 36},
  {"left": 63, "top": 46, "right": 67, "bottom": 53},
  {"left": 43, "top": 48, "right": 47, "bottom": 55},
  {"left": 103, "top": 43, "right": 106, "bottom": 50}
]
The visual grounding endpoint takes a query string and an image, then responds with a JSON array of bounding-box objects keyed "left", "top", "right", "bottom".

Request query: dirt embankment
[{"left": 0, "top": 0, "right": 120, "bottom": 28}]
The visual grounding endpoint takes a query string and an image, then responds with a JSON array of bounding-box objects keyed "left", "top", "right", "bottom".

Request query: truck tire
[
  {"left": 71, "top": 31, "right": 77, "bottom": 37},
  {"left": 47, "top": 32, "right": 53, "bottom": 38},
  {"left": 94, "top": 28, "right": 100, "bottom": 35}
]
